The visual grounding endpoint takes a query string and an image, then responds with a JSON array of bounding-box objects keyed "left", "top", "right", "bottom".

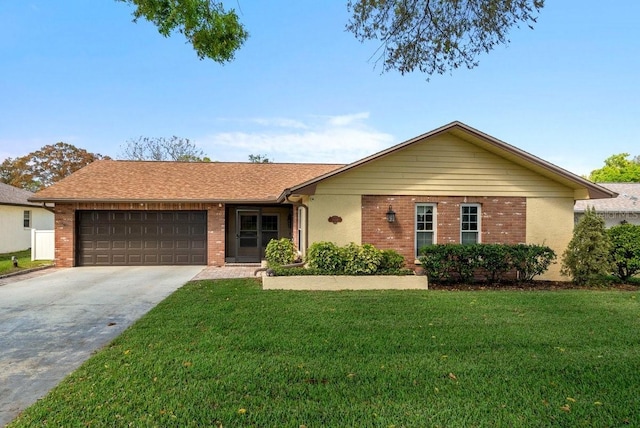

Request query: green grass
[
  {"left": 10, "top": 279, "right": 640, "bottom": 427},
  {"left": 0, "top": 249, "right": 52, "bottom": 275}
]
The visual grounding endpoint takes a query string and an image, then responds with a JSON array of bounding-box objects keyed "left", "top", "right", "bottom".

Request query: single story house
[
  {"left": 31, "top": 121, "right": 614, "bottom": 280},
  {"left": 0, "top": 182, "right": 54, "bottom": 253},
  {"left": 575, "top": 183, "right": 640, "bottom": 227}
]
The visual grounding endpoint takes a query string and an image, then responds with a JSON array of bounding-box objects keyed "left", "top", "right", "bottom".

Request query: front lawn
[
  {"left": 0, "top": 249, "right": 52, "bottom": 275},
  {"left": 10, "top": 279, "right": 640, "bottom": 427}
]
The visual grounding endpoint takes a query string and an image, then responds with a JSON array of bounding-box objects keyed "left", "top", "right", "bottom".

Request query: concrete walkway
[{"left": 0, "top": 266, "right": 203, "bottom": 427}]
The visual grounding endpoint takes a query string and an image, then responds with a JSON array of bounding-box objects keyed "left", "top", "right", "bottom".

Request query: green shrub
[
  {"left": 448, "top": 244, "right": 481, "bottom": 282},
  {"left": 307, "top": 241, "right": 346, "bottom": 273},
  {"left": 269, "top": 266, "right": 327, "bottom": 276},
  {"left": 477, "top": 244, "right": 511, "bottom": 282},
  {"left": 265, "top": 238, "right": 296, "bottom": 267},
  {"left": 303, "top": 243, "right": 408, "bottom": 276},
  {"left": 343, "top": 243, "right": 383, "bottom": 275},
  {"left": 419, "top": 243, "right": 556, "bottom": 284},
  {"left": 561, "top": 207, "right": 612, "bottom": 285},
  {"left": 418, "top": 244, "right": 458, "bottom": 283},
  {"left": 608, "top": 223, "right": 640, "bottom": 282},
  {"left": 378, "top": 249, "right": 406, "bottom": 274},
  {"left": 508, "top": 244, "right": 557, "bottom": 282}
]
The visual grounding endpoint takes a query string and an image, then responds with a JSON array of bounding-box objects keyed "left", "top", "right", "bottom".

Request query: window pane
[
  {"left": 23, "top": 210, "right": 31, "bottom": 228},
  {"left": 261, "top": 215, "right": 278, "bottom": 232},
  {"left": 461, "top": 232, "right": 478, "bottom": 244},
  {"left": 262, "top": 232, "right": 278, "bottom": 248},
  {"left": 416, "top": 232, "right": 433, "bottom": 255}
]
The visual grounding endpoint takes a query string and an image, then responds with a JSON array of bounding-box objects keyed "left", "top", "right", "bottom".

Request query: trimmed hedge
[
  {"left": 418, "top": 243, "right": 556, "bottom": 284},
  {"left": 272, "top": 242, "right": 411, "bottom": 276}
]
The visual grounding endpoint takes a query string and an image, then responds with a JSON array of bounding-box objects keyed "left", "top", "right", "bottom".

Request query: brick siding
[{"left": 361, "top": 195, "right": 526, "bottom": 268}]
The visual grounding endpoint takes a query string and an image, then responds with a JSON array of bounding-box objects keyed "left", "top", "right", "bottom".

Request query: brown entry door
[{"left": 236, "top": 210, "right": 260, "bottom": 262}]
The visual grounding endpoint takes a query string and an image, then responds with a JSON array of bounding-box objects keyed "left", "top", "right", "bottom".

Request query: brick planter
[{"left": 262, "top": 275, "right": 428, "bottom": 291}]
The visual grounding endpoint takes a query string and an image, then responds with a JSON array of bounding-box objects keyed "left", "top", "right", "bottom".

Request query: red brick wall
[
  {"left": 361, "top": 196, "right": 526, "bottom": 267},
  {"left": 53, "top": 202, "right": 226, "bottom": 267}
]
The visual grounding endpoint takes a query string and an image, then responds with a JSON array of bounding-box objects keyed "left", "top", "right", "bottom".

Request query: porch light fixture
[{"left": 386, "top": 205, "right": 396, "bottom": 223}]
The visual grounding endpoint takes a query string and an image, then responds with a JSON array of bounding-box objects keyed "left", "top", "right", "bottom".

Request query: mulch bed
[{"left": 428, "top": 281, "right": 639, "bottom": 291}]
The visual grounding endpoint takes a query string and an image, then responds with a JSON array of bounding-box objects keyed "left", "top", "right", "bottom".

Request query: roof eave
[{"left": 28, "top": 198, "right": 284, "bottom": 205}]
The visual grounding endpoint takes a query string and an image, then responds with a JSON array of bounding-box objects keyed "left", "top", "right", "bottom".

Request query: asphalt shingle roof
[
  {"left": 30, "top": 160, "right": 344, "bottom": 203},
  {"left": 0, "top": 182, "right": 41, "bottom": 207},
  {"left": 574, "top": 183, "right": 640, "bottom": 212}
]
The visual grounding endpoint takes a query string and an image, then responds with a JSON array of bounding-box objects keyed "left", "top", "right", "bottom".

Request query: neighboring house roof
[
  {"left": 30, "top": 161, "right": 344, "bottom": 203},
  {"left": 0, "top": 182, "right": 43, "bottom": 208},
  {"left": 575, "top": 183, "right": 640, "bottom": 213},
  {"left": 281, "top": 121, "right": 616, "bottom": 201}
]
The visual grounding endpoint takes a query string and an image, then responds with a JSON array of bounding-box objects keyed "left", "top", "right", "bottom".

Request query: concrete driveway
[{"left": 0, "top": 266, "right": 203, "bottom": 427}]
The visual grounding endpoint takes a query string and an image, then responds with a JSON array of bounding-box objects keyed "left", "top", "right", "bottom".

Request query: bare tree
[{"left": 118, "top": 136, "right": 209, "bottom": 161}]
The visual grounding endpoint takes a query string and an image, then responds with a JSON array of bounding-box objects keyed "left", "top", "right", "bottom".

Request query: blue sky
[{"left": 1, "top": 1, "right": 639, "bottom": 176}]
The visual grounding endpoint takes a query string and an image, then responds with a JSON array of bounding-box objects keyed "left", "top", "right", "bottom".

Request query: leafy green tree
[
  {"left": 117, "top": 0, "right": 248, "bottom": 62},
  {"left": 607, "top": 223, "right": 640, "bottom": 282},
  {"left": 588, "top": 153, "right": 640, "bottom": 182},
  {"left": 118, "top": 0, "right": 544, "bottom": 77},
  {"left": 0, "top": 143, "right": 108, "bottom": 192},
  {"left": 346, "top": 0, "right": 544, "bottom": 76},
  {"left": 561, "top": 207, "right": 612, "bottom": 285},
  {"left": 118, "top": 136, "right": 209, "bottom": 161}
]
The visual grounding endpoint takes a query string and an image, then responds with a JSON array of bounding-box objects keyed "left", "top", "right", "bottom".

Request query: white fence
[{"left": 31, "top": 229, "right": 54, "bottom": 261}]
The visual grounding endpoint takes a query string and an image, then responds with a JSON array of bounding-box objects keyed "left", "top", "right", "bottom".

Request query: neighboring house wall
[
  {"left": 52, "top": 202, "right": 226, "bottom": 267},
  {"left": 574, "top": 184, "right": 640, "bottom": 227},
  {"left": 304, "top": 133, "right": 577, "bottom": 281},
  {"left": 0, "top": 205, "right": 54, "bottom": 253}
]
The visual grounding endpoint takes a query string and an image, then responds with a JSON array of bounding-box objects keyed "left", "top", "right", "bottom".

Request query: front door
[{"left": 236, "top": 210, "right": 260, "bottom": 262}]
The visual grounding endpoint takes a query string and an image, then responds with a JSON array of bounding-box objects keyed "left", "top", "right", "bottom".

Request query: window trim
[
  {"left": 415, "top": 203, "right": 436, "bottom": 256},
  {"left": 460, "top": 203, "right": 481, "bottom": 244},
  {"left": 23, "top": 210, "right": 32, "bottom": 228}
]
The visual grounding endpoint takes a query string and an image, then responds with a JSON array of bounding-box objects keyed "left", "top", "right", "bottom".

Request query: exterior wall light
[{"left": 386, "top": 205, "right": 396, "bottom": 223}]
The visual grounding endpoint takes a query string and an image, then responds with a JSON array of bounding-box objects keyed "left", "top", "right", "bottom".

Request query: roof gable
[{"left": 284, "top": 121, "right": 616, "bottom": 201}]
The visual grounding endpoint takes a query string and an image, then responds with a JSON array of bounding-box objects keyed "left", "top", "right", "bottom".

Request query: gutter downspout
[{"left": 283, "top": 190, "right": 309, "bottom": 257}]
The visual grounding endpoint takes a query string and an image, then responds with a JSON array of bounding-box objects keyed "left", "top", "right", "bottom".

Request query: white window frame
[
  {"left": 415, "top": 204, "right": 436, "bottom": 256},
  {"left": 460, "top": 204, "right": 481, "bottom": 244},
  {"left": 23, "top": 210, "right": 32, "bottom": 228}
]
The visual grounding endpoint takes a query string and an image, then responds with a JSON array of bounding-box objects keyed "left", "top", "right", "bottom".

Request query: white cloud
[{"left": 200, "top": 113, "right": 395, "bottom": 163}]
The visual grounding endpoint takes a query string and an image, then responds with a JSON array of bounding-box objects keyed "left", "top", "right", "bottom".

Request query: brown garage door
[{"left": 77, "top": 211, "right": 207, "bottom": 266}]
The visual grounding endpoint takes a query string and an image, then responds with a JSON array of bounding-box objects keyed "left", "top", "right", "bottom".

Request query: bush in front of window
[
  {"left": 265, "top": 238, "right": 297, "bottom": 267},
  {"left": 418, "top": 243, "right": 556, "bottom": 284}
]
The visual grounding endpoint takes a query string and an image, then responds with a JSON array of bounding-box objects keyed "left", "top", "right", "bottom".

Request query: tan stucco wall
[
  {"left": 526, "top": 197, "right": 575, "bottom": 281},
  {"left": 307, "top": 194, "right": 362, "bottom": 245}
]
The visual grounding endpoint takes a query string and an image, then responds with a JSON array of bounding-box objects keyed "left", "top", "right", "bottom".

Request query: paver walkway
[{"left": 191, "top": 265, "right": 262, "bottom": 280}]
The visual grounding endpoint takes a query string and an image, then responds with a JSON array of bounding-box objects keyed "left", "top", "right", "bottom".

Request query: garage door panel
[
  {"left": 191, "top": 240, "right": 206, "bottom": 250},
  {"left": 77, "top": 210, "right": 207, "bottom": 266},
  {"left": 144, "top": 241, "right": 159, "bottom": 250}
]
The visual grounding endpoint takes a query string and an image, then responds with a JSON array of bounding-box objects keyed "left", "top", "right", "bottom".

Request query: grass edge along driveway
[{"left": 9, "top": 279, "right": 640, "bottom": 427}]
